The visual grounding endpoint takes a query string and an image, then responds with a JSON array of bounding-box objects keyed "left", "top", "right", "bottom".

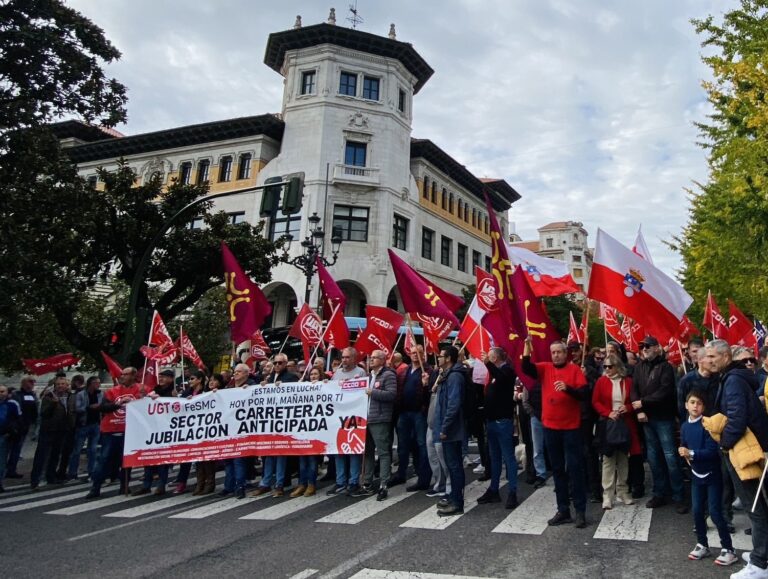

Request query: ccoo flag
[
  {"left": 387, "top": 249, "right": 462, "bottom": 327},
  {"left": 588, "top": 229, "right": 693, "bottom": 343},
  {"left": 221, "top": 242, "right": 271, "bottom": 343},
  {"left": 316, "top": 257, "right": 350, "bottom": 350}
]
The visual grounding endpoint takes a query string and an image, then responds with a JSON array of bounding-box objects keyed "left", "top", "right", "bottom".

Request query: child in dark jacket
[{"left": 679, "top": 391, "right": 737, "bottom": 566}]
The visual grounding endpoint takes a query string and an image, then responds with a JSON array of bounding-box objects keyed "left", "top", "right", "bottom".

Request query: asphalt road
[{"left": 0, "top": 448, "right": 755, "bottom": 579}]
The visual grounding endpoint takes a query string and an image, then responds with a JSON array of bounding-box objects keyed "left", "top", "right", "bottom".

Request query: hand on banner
[
  {"left": 148, "top": 391, "right": 159, "bottom": 400},
  {"left": 365, "top": 387, "right": 372, "bottom": 397}
]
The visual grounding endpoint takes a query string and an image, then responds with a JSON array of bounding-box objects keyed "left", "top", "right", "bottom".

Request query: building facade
[{"left": 62, "top": 15, "right": 519, "bottom": 327}]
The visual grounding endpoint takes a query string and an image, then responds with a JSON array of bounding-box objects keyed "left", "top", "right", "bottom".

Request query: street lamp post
[{"left": 281, "top": 212, "right": 342, "bottom": 305}]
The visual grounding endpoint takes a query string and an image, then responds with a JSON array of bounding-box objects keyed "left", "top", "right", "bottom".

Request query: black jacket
[
  {"left": 715, "top": 365, "right": 768, "bottom": 451},
  {"left": 483, "top": 361, "right": 517, "bottom": 421},
  {"left": 12, "top": 389, "right": 38, "bottom": 429},
  {"left": 631, "top": 355, "right": 677, "bottom": 420}
]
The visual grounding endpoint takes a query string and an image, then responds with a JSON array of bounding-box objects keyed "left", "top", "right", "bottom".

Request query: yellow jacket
[{"left": 703, "top": 413, "right": 765, "bottom": 480}]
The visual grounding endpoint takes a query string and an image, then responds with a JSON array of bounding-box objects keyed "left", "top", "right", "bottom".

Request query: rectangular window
[
  {"left": 457, "top": 244, "right": 467, "bottom": 273},
  {"left": 339, "top": 71, "right": 357, "bottom": 96},
  {"left": 218, "top": 156, "right": 232, "bottom": 182},
  {"left": 344, "top": 141, "right": 367, "bottom": 167},
  {"left": 398, "top": 88, "right": 406, "bottom": 113},
  {"left": 188, "top": 216, "right": 204, "bottom": 230},
  {"left": 546, "top": 238, "right": 553, "bottom": 249},
  {"left": 196, "top": 160, "right": 210, "bottom": 184},
  {"left": 228, "top": 212, "right": 246, "bottom": 225},
  {"left": 472, "top": 250, "right": 481, "bottom": 269},
  {"left": 441, "top": 236, "right": 452, "bottom": 267},
  {"left": 392, "top": 214, "right": 408, "bottom": 250},
  {"left": 422, "top": 228, "right": 434, "bottom": 260},
  {"left": 362, "top": 76, "right": 379, "bottom": 100},
  {"left": 572, "top": 255, "right": 582, "bottom": 263},
  {"left": 485, "top": 256, "right": 492, "bottom": 271},
  {"left": 86, "top": 175, "right": 98, "bottom": 188},
  {"left": 179, "top": 162, "right": 192, "bottom": 185},
  {"left": 573, "top": 267, "right": 584, "bottom": 278},
  {"left": 269, "top": 209, "right": 301, "bottom": 242},
  {"left": 301, "top": 70, "right": 316, "bottom": 95},
  {"left": 333, "top": 205, "right": 369, "bottom": 242},
  {"left": 237, "top": 153, "right": 252, "bottom": 180},
  {"left": 441, "top": 188, "right": 447, "bottom": 210},
  {"left": 422, "top": 176, "right": 429, "bottom": 199}
]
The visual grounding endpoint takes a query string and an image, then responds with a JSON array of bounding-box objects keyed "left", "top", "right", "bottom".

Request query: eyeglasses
[
  {"left": 743, "top": 358, "right": 758, "bottom": 365},
  {"left": 274, "top": 361, "right": 286, "bottom": 365},
  {"left": 603, "top": 364, "right": 614, "bottom": 369}
]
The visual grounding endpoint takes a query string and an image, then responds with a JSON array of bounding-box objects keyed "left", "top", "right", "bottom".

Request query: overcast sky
[{"left": 67, "top": 0, "right": 736, "bottom": 277}]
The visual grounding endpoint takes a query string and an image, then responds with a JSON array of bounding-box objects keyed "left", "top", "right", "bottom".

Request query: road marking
[
  {"left": 169, "top": 493, "right": 271, "bottom": 519},
  {"left": 239, "top": 491, "right": 337, "bottom": 520},
  {"left": 399, "top": 480, "right": 486, "bottom": 530},
  {"left": 103, "top": 493, "right": 206, "bottom": 518},
  {"left": 316, "top": 479, "right": 415, "bottom": 525},
  {"left": 348, "top": 569, "right": 502, "bottom": 579},
  {"left": 492, "top": 486, "right": 553, "bottom": 535},
  {"left": 318, "top": 528, "right": 417, "bottom": 579},
  {"left": 288, "top": 570, "right": 319, "bottom": 579},
  {"left": 0, "top": 488, "right": 107, "bottom": 512},
  {"left": 593, "top": 503, "right": 653, "bottom": 542},
  {"left": 0, "top": 484, "right": 86, "bottom": 505},
  {"left": 708, "top": 511, "right": 752, "bottom": 551}
]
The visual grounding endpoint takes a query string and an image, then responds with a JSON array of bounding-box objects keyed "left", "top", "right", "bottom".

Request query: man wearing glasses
[{"left": 630, "top": 336, "right": 687, "bottom": 514}]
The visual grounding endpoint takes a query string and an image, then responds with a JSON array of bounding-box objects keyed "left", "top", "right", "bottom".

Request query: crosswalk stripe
[
  {"left": 0, "top": 488, "right": 104, "bottom": 512},
  {"left": 593, "top": 503, "right": 652, "bottom": 542},
  {"left": 708, "top": 511, "right": 752, "bottom": 551},
  {"left": 492, "top": 486, "right": 553, "bottom": 535},
  {"left": 169, "top": 492, "right": 272, "bottom": 519},
  {"left": 0, "top": 483, "right": 87, "bottom": 505},
  {"left": 348, "top": 569, "right": 502, "bottom": 579},
  {"left": 239, "top": 491, "right": 337, "bottom": 520},
  {"left": 399, "top": 480, "right": 486, "bottom": 530},
  {"left": 103, "top": 492, "right": 208, "bottom": 518},
  {"left": 316, "top": 480, "right": 416, "bottom": 525}
]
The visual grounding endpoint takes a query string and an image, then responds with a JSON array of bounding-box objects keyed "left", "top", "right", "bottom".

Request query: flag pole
[
  {"left": 603, "top": 313, "right": 609, "bottom": 348},
  {"left": 179, "top": 324, "right": 186, "bottom": 391},
  {"left": 141, "top": 311, "right": 157, "bottom": 383},
  {"left": 303, "top": 302, "right": 342, "bottom": 381},
  {"left": 276, "top": 332, "right": 291, "bottom": 357},
  {"left": 454, "top": 322, "right": 480, "bottom": 349},
  {"left": 678, "top": 340, "right": 688, "bottom": 373},
  {"left": 387, "top": 331, "right": 405, "bottom": 364},
  {"left": 580, "top": 300, "right": 591, "bottom": 367}
]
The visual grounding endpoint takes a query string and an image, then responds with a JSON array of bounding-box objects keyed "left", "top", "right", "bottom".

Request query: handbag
[{"left": 603, "top": 418, "right": 630, "bottom": 451}]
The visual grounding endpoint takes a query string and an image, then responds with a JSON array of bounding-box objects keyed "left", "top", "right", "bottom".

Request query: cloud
[{"left": 66, "top": 0, "right": 737, "bottom": 277}]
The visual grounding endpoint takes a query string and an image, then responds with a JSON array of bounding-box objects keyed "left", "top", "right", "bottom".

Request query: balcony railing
[{"left": 333, "top": 163, "right": 380, "bottom": 187}]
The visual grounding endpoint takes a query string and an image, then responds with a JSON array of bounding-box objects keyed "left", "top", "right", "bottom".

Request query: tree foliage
[{"left": 674, "top": 1, "right": 768, "bottom": 321}]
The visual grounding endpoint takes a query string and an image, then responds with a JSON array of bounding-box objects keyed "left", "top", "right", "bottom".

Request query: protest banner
[{"left": 123, "top": 379, "right": 369, "bottom": 467}]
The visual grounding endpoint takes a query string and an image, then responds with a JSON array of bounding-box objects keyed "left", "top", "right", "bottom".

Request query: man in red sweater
[
  {"left": 522, "top": 338, "right": 588, "bottom": 528},
  {"left": 85, "top": 367, "right": 146, "bottom": 498}
]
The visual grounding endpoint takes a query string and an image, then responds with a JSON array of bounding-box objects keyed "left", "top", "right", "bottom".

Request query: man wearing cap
[
  {"left": 630, "top": 336, "right": 687, "bottom": 513},
  {"left": 133, "top": 370, "right": 176, "bottom": 496}
]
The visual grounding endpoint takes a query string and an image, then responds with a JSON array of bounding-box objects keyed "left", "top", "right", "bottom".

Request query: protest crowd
[{"left": 2, "top": 217, "right": 768, "bottom": 579}]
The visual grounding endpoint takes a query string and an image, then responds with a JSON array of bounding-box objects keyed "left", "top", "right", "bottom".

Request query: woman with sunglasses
[
  {"left": 173, "top": 371, "right": 212, "bottom": 494},
  {"left": 592, "top": 353, "right": 642, "bottom": 509}
]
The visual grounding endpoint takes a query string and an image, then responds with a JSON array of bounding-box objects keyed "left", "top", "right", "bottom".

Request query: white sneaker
[
  {"left": 716, "top": 550, "right": 739, "bottom": 567},
  {"left": 688, "top": 543, "right": 711, "bottom": 560},
  {"left": 743, "top": 552, "right": 752, "bottom": 564},
  {"left": 472, "top": 465, "right": 485, "bottom": 474},
  {"left": 731, "top": 563, "right": 768, "bottom": 579}
]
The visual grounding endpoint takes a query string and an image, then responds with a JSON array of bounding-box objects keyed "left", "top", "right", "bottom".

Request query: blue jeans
[
  {"left": 396, "top": 411, "right": 431, "bottom": 485},
  {"left": 176, "top": 462, "right": 193, "bottom": 484},
  {"left": 442, "top": 440, "right": 465, "bottom": 509},
  {"left": 643, "top": 419, "right": 684, "bottom": 502},
  {"left": 0, "top": 434, "right": 8, "bottom": 482},
  {"left": 91, "top": 433, "right": 131, "bottom": 491},
  {"left": 726, "top": 456, "right": 768, "bottom": 568},
  {"left": 530, "top": 416, "right": 546, "bottom": 478},
  {"left": 67, "top": 423, "right": 100, "bottom": 479},
  {"left": 142, "top": 465, "right": 170, "bottom": 490},
  {"left": 334, "top": 454, "right": 362, "bottom": 487},
  {"left": 299, "top": 456, "right": 317, "bottom": 486},
  {"left": 692, "top": 478, "right": 732, "bottom": 550},
  {"left": 486, "top": 419, "right": 518, "bottom": 493},
  {"left": 260, "top": 456, "right": 287, "bottom": 489},
  {"left": 223, "top": 458, "right": 247, "bottom": 493},
  {"left": 544, "top": 427, "right": 585, "bottom": 514},
  {"left": 6, "top": 428, "right": 27, "bottom": 475}
]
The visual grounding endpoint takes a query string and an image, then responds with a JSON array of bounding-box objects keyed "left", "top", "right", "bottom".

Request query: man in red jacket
[
  {"left": 522, "top": 338, "right": 588, "bottom": 528},
  {"left": 85, "top": 367, "right": 146, "bottom": 498}
]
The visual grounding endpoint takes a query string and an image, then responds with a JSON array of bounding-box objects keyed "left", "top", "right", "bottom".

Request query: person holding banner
[
  {"left": 133, "top": 370, "right": 176, "bottom": 496},
  {"left": 358, "top": 350, "right": 397, "bottom": 500},
  {"left": 85, "top": 367, "right": 146, "bottom": 499},
  {"left": 290, "top": 367, "right": 324, "bottom": 498},
  {"left": 223, "top": 364, "right": 256, "bottom": 499}
]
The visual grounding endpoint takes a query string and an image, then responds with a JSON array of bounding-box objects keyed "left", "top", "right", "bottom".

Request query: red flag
[
  {"left": 404, "top": 325, "right": 417, "bottom": 357},
  {"left": 140, "top": 344, "right": 178, "bottom": 364},
  {"left": 703, "top": 291, "right": 729, "bottom": 340},
  {"left": 176, "top": 329, "right": 206, "bottom": 372},
  {"left": 482, "top": 195, "right": 527, "bottom": 364},
  {"left": 415, "top": 314, "right": 454, "bottom": 355},
  {"left": 600, "top": 304, "right": 623, "bottom": 343},
  {"left": 249, "top": 330, "right": 271, "bottom": 361},
  {"left": 678, "top": 315, "right": 700, "bottom": 343},
  {"left": 316, "top": 257, "right": 350, "bottom": 350},
  {"left": 579, "top": 307, "right": 589, "bottom": 347},
  {"left": 355, "top": 305, "right": 404, "bottom": 357},
  {"left": 289, "top": 303, "right": 323, "bottom": 362},
  {"left": 505, "top": 243, "right": 580, "bottom": 297},
  {"left": 387, "top": 249, "right": 462, "bottom": 327},
  {"left": 620, "top": 317, "right": 643, "bottom": 352},
  {"left": 509, "top": 265, "right": 562, "bottom": 359},
  {"left": 22, "top": 353, "right": 80, "bottom": 375},
  {"left": 567, "top": 311, "right": 582, "bottom": 344},
  {"left": 457, "top": 292, "right": 493, "bottom": 359},
  {"left": 588, "top": 229, "right": 693, "bottom": 343},
  {"left": 728, "top": 300, "right": 754, "bottom": 346},
  {"left": 148, "top": 311, "right": 174, "bottom": 348},
  {"left": 141, "top": 358, "right": 158, "bottom": 390},
  {"left": 100, "top": 351, "right": 123, "bottom": 384},
  {"left": 222, "top": 242, "right": 272, "bottom": 343},
  {"left": 666, "top": 337, "right": 683, "bottom": 365}
]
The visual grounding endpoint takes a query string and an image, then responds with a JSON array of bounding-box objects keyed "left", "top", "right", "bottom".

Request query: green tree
[
  {"left": 167, "top": 287, "right": 230, "bottom": 372},
  {"left": 673, "top": 1, "right": 768, "bottom": 321}
]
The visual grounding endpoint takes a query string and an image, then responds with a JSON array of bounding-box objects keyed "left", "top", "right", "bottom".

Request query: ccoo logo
[
  {"left": 477, "top": 277, "right": 499, "bottom": 312},
  {"left": 300, "top": 315, "right": 322, "bottom": 343}
]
